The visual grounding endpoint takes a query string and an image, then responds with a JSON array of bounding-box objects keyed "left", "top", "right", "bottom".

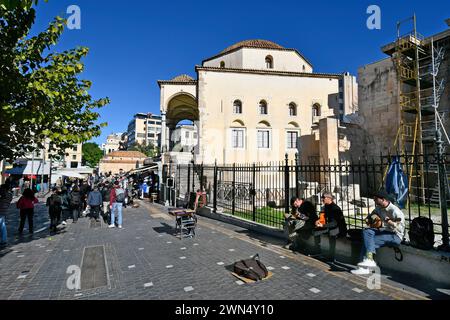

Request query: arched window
[
  {"left": 233, "top": 100, "right": 242, "bottom": 114},
  {"left": 259, "top": 100, "right": 268, "bottom": 115},
  {"left": 288, "top": 102, "right": 297, "bottom": 116},
  {"left": 312, "top": 103, "right": 321, "bottom": 117},
  {"left": 265, "top": 55, "right": 273, "bottom": 69},
  {"left": 302, "top": 65, "right": 306, "bottom": 72},
  {"left": 220, "top": 61, "right": 225, "bottom": 68}
]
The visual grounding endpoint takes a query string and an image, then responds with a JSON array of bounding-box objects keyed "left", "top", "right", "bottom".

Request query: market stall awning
[
  {"left": 5, "top": 161, "right": 50, "bottom": 175},
  {"left": 127, "top": 165, "right": 158, "bottom": 175},
  {"left": 54, "top": 170, "right": 84, "bottom": 179}
]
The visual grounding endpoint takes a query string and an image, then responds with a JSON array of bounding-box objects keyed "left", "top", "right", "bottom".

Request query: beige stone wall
[
  {"left": 357, "top": 58, "right": 400, "bottom": 157},
  {"left": 98, "top": 161, "right": 142, "bottom": 175},
  {"left": 196, "top": 69, "right": 339, "bottom": 164},
  {"left": 203, "top": 48, "right": 313, "bottom": 73}
]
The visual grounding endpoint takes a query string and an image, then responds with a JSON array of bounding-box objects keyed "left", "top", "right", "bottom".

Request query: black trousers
[
  {"left": 19, "top": 208, "right": 34, "bottom": 234},
  {"left": 62, "top": 209, "right": 71, "bottom": 222},
  {"left": 90, "top": 205, "right": 100, "bottom": 219},
  {"left": 49, "top": 209, "right": 60, "bottom": 232},
  {"left": 71, "top": 205, "right": 80, "bottom": 222}
]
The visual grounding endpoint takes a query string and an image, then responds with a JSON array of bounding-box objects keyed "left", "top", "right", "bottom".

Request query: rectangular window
[
  {"left": 257, "top": 130, "right": 270, "bottom": 148},
  {"left": 193, "top": 133, "right": 197, "bottom": 139},
  {"left": 185, "top": 132, "right": 190, "bottom": 139},
  {"left": 232, "top": 129, "right": 245, "bottom": 148},
  {"left": 72, "top": 155, "right": 77, "bottom": 160},
  {"left": 286, "top": 131, "right": 299, "bottom": 149}
]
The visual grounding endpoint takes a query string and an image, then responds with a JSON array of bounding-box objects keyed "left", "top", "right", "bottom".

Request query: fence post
[
  {"left": 436, "top": 131, "right": 450, "bottom": 252},
  {"left": 284, "top": 153, "right": 290, "bottom": 215},
  {"left": 213, "top": 160, "right": 218, "bottom": 213},
  {"left": 200, "top": 162, "right": 204, "bottom": 191},
  {"left": 232, "top": 163, "right": 236, "bottom": 216},
  {"left": 295, "top": 152, "right": 299, "bottom": 198},
  {"left": 252, "top": 163, "right": 256, "bottom": 222},
  {"left": 187, "top": 163, "right": 191, "bottom": 196}
]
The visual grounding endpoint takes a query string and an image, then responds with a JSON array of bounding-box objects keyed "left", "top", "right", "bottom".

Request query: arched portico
[{"left": 161, "top": 92, "right": 200, "bottom": 155}]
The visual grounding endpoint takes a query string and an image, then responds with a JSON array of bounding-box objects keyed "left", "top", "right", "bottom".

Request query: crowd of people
[{"left": 0, "top": 171, "right": 160, "bottom": 238}]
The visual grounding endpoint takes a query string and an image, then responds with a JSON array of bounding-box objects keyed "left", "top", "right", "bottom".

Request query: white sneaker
[
  {"left": 357, "top": 258, "right": 377, "bottom": 268},
  {"left": 118, "top": 225, "right": 123, "bottom": 229},
  {"left": 351, "top": 267, "right": 371, "bottom": 275},
  {"left": 62, "top": 221, "right": 67, "bottom": 226},
  {"left": 108, "top": 224, "right": 115, "bottom": 228}
]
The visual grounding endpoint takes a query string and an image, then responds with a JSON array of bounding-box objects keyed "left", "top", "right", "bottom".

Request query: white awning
[
  {"left": 5, "top": 161, "right": 50, "bottom": 175},
  {"left": 54, "top": 170, "right": 84, "bottom": 179}
]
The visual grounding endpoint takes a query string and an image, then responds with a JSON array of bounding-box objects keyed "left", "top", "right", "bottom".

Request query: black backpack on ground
[
  {"left": 233, "top": 254, "right": 269, "bottom": 281},
  {"left": 408, "top": 217, "right": 434, "bottom": 250}
]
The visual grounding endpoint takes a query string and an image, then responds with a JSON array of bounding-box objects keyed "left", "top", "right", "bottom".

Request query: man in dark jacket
[
  {"left": 87, "top": 185, "right": 102, "bottom": 222},
  {"left": 101, "top": 183, "right": 111, "bottom": 223},
  {"left": 313, "top": 192, "right": 347, "bottom": 261},
  {"left": 46, "top": 188, "right": 62, "bottom": 233},
  {"left": 60, "top": 187, "right": 71, "bottom": 226},
  {"left": 70, "top": 186, "right": 82, "bottom": 223},
  {"left": 285, "top": 197, "right": 318, "bottom": 249}
]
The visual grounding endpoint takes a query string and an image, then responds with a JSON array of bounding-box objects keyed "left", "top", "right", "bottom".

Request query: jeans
[
  {"left": 19, "top": 208, "right": 34, "bottom": 234},
  {"left": 360, "top": 228, "right": 402, "bottom": 260},
  {"left": 111, "top": 203, "right": 123, "bottom": 226}
]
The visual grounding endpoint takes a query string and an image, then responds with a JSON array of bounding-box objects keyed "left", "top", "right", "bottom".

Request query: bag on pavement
[
  {"left": 233, "top": 254, "right": 268, "bottom": 281},
  {"left": 408, "top": 217, "right": 434, "bottom": 250}
]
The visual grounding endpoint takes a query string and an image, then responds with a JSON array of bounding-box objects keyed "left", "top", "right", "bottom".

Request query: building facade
[
  {"left": 102, "top": 133, "right": 125, "bottom": 155},
  {"left": 98, "top": 150, "right": 147, "bottom": 175},
  {"left": 127, "top": 113, "right": 162, "bottom": 149},
  {"left": 158, "top": 39, "right": 358, "bottom": 165},
  {"left": 170, "top": 125, "right": 198, "bottom": 152}
]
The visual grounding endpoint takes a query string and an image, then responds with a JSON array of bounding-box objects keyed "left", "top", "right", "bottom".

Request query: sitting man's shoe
[
  {"left": 357, "top": 258, "right": 377, "bottom": 268},
  {"left": 62, "top": 221, "right": 67, "bottom": 226},
  {"left": 351, "top": 267, "right": 371, "bottom": 275}
]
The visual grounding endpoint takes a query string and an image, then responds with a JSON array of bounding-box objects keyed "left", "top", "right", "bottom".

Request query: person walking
[
  {"left": 16, "top": 188, "right": 38, "bottom": 235},
  {"left": 0, "top": 184, "right": 13, "bottom": 244},
  {"left": 101, "top": 183, "right": 112, "bottom": 223},
  {"left": 46, "top": 188, "right": 62, "bottom": 233},
  {"left": 87, "top": 185, "right": 102, "bottom": 222},
  {"left": 60, "top": 187, "right": 71, "bottom": 226},
  {"left": 109, "top": 181, "right": 125, "bottom": 229},
  {"left": 69, "top": 186, "right": 82, "bottom": 223}
]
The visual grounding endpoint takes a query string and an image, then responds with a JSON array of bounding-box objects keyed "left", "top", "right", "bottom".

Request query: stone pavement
[{"left": 0, "top": 197, "right": 435, "bottom": 300}]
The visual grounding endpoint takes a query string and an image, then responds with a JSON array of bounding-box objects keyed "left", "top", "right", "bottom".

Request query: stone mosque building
[{"left": 158, "top": 39, "right": 358, "bottom": 165}]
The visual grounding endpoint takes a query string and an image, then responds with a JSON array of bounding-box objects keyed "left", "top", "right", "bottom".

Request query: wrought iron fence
[{"left": 160, "top": 153, "right": 450, "bottom": 245}]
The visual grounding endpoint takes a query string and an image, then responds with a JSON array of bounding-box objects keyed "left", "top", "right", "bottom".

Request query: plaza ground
[{"left": 0, "top": 195, "right": 448, "bottom": 300}]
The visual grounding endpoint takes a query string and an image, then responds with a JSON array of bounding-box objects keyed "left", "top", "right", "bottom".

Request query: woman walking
[{"left": 16, "top": 188, "right": 39, "bottom": 235}]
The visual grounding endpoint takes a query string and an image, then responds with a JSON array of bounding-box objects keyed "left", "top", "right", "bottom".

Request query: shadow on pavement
[{"left": 152, "top": 222, "right": 176, "bottom": 236}]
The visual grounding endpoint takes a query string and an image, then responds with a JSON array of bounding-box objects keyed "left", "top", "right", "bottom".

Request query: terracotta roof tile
[{"left": 106, "top": 151, "right": 147, "bottom": 158}]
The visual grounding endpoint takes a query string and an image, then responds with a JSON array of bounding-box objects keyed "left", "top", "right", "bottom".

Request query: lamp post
[{"left": 191, "top": 147, "right": 195, "bottom": 192}]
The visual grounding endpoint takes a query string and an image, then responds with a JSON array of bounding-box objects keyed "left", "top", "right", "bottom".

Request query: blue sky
[{"left": 31, "top": 0, "right": 450, "bottom": 145}]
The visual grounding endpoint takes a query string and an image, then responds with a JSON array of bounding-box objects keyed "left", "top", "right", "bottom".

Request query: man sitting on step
[{"left": 351, "top": 190, "right": 405, "bottom": 275}]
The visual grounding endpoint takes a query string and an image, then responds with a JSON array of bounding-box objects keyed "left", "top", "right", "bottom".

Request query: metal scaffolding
[{"left": 384, "top": 15, "right": 448, "bottom": 202}]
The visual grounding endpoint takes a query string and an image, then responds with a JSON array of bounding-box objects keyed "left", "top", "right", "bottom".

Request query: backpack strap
[{"left": 393, "top": 247, "right": 403, "bottom": 262}]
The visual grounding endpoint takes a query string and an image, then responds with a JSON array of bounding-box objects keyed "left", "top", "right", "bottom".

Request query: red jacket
[
  {"left": 17, "top": 196, "right": 38, "bottom": 210},
  {"left": 110, "top": 188, "right": 116, "bottom": 205}
]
